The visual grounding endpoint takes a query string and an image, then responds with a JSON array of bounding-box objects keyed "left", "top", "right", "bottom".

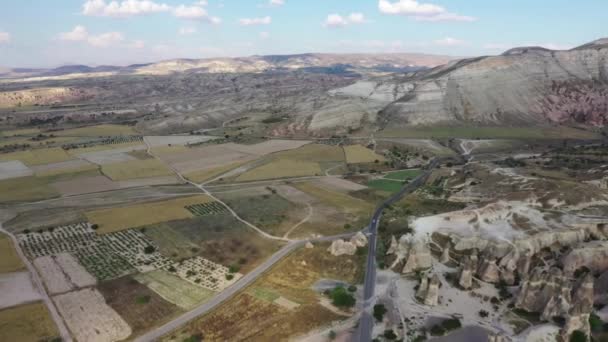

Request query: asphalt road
[
  {"left": 134, "top": 232, "right": 357, "bottom": 342},
  {"left": 354, "top": 159, "right": 441, "bottom": 342}
]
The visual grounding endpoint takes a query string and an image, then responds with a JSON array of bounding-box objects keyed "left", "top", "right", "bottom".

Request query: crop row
[{"left": 185, "top": 202, "right": 227, "bottom": 217}]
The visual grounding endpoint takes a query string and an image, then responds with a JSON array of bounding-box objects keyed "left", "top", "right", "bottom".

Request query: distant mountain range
[{"left": 0, "top": 53, "right": 456, "bottom": 80}]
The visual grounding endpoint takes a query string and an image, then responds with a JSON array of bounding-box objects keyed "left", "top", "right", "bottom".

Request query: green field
[
  {"left": 384, "top": 169, "right": 422, "bottom": 181},
  {"left": 377, "top": 126, "right": 601, "bottom": 140},
  {"left": 366, "top": 179, "right": 403, "bottom": 193}
]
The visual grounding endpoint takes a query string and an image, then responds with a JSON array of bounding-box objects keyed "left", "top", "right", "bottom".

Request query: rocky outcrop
[
  {"left": 561, "top": 274, "right": 595, "bottom": 340},
  {"left": 478, "top": 258, "right": 501, "bottom": 283},
  {"left": 327, "top": 233, "right": 368, "bottom": 256},
  {"left": 416, "top": 274, "right": 441, "bottom": 306},
  {"left": 440, "top": 246, "right": 451, "bottom": 264},
  {"left": 458, "top": 255, "right": 475, "bottom": 290},
  {"left": 516, "top": 267, "right": 571, "bottom": 314},
  {"left": 386, "top": 235, "right": 432, "bottom": 274},
  {"left": 562, "top": 241, "right": 608, "bottom": 275}
]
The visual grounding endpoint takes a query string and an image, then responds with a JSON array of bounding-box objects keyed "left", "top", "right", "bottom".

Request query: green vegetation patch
[
  {"left": 384, "top": 169, "right": 422, "bottom": 181},
  {"left": 367, "top": 179, "right": 403, "bottom": 193},
  {"left": 329, "top": 286, "right": 356, "bottom": 308}
]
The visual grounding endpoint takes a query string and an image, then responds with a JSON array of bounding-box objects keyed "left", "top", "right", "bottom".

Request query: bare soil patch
[
  {"left": 0, "top": 160, "right": 33, "bottom": 180},
  {"left": 51, "top": 175, "right": 119, "bottom": 196},
  {"left": 0, "top": 271, "right": 42, "bottom": 309},
  {"left": 53, "top": 288, "right": 132, "bottom": 342}
]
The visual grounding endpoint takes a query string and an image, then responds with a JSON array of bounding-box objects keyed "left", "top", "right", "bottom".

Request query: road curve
[{"left": 354, "top": 159, "right": 442, "bottom": 342}]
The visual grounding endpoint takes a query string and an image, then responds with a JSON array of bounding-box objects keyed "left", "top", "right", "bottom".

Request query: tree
[
  {"left": 328, "top": 330, "right": 336, "bottom": 340},
  {"left": 569, "top": 330, "right": 587, "bottom": 342},
  {"left": 383, "top": 330, "right": 397, "bottom": 340},
  {"left": 373, "top": 304, "right": 387, "bottom": 322},
  {"left": 143, "top": 246, "right": 155, "bottom": 254},
  {"left": 330, "top": 286, "right": 356, "bottom": 308},
  {"left": 91, "top": 224, "right": 99, "bottom": 230}
]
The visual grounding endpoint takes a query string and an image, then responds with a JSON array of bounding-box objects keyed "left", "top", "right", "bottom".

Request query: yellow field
[
  {"left": 294, "top": 182, "right": 373, "bottom": 214},
  {"left": 0, "top": 147, "right": 73, "bottom": 166},
  {"left": 344, "top": 145, "right": 386, "bottom": 164},
  {"left": 102, "top": 159, "right": 174, "bottom": 181},
  {"left": 0, "top": 176, "right": 59, "bottom": 203},
  {"left": 0, "top": 128, "right": 41, "bottom": 137},
  {"left": 53, "top": 124, "right": 138, "bottom": 137},
  {"left": 236, "top": 159, "right": 321, "bottom": 182},
  {"left": 0, "top": 302, "right": 60, "bottom": 342},
  {"left": 184, "top": 161, "right": 247, "bottom": 183},
  {"left": 151, "top": 145, "right": 189, "bottom": 155},
  {"left": 0, "top": 233, "right": 25, "bottom": 273},
  {"left": 67, "top": 141, "right": 144, "bottom": 155},
  {"left": 86, "top": 195, "right": 213, "bottom": 234},
  {"left": 273, "top": 144, "right": 345, "bottom": 162}
]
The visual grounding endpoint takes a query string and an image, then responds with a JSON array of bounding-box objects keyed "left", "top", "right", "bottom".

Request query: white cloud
[
  {"left": 0, "top": 31, "right": 10, "bottom": 44},
  {"left": 378, "top": 0, "right": 476, "bottom": 22},
  {"left": 82, "top": 0, "right": 170, "bottom": 17},
  {"left": 259, "top": 31, "right": 270, "bottom": 39},
  {"left": 58, "top": 25, "right": 125, "bottom": 47},
  {"left": 434, "top": 37, "right": 467, "bottom": 46},
  {"left": 324, "top": 13, "right": 367, "bottom": 28},
  {"left": 178, "top": 26, "right": 197, "bottom": 35},
  {"left": 239, "top": 16, "right": 271, "bottom": 26},
  {"left": 174, "top": 5, "right": 220, "bottom": 23},
  {"left": 269, "top": 0, "right": 284, "bottom": 6},
  {"left": 58, "top": 26, "right": 90, "bottom": 41}
]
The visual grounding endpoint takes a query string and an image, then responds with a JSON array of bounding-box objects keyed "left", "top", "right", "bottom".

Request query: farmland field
[
  {"left": 343, "top": 145, "right": 386, "bottom": 164},
  {"left": 0, "top": 302, "right": 60, "bottom": 342},
  {"left": 85, "top": 195, "right": 212, "bottom": 233},
  {"left": 134, "top": 270, "right": 216, "bottom": 310},
  {"left": 384, "top": 169, "right": 422, "bottom": 180},
  {"left": 0, "top": 128, "right": 41, "bottom": 137},
  {"left": 183, "top": 161, "right": 247, "bottom": 183},
  {"left": 0, "top": 160, "right": 33, "bottom": 180},
  {"left": 185, "top": 202, "right": 228, "bottom": 216},
  {"left": 32, "top": 159, "right": 98, "bottom": 177},
  {"left": 0, "top": 233, "right": 24, "bottom": 273},
  {"left": 99, "top": 275, "right": 182, "bottom": 336},
  {"left": 102, "top": 158, "right": 174, "bottom": 181},
  {"left": 366, "top": 179, "right": 403, "bottom": 193},
  {"left": 236, "top": 159, "right": 321, "bottom": 182},
  {"left": 0, "top": 271, "right": 42, "bottom": 309},
  {"left": 0, "top": 147, "right": 73, "bottom": 166},
  {"left": 0, "top": 176, "right": 59, "bottom": 203},
  {"left": 143, "top": 213, "right": 283, "bottom": 273},
  {"left": 294, "top": 182, "right": 373, "bottom": 215},
  {"left": 53, "top": 124, "right": 138, "bottom": 137},
  {"left": 54, "top": 288, "right": 132, "bottom": 342}
]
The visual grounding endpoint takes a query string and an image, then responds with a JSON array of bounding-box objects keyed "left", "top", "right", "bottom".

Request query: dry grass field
[
  {"left": 32, "top": 159, "right": 98, "bottom": 177},
  {"left": 183, "top": 161, "right": 247, "bottom": 183},
  {"left": 236, "top": 159, "right": 321, "bottom": 182},
  {"left": 53, "top": 124, "right": 138, "bottom": 137},
  {"left": 0, "top": 176, "right": 59, "bottom": 203},
  {"left": 0, "top": 302, "right": 60, "bottom": 342},
  {"left": 0, "top": 233, "right": 24, "bottom": 273},
  {"left": 102, "top": 158, "right": 174, "bottom": 181},
  {"left": 164, "top": 245, "right": 364, "bottom": 342},
  {"left": 150, "top": 145, "right": 189, "bottom": 155},
  {"left": 67, "top": 141, "right": 144, "bottom": 155},
  {"left": 294, "top": 182, "right": 373, "bottom": 215},
  {"left": 134, "top": 270, "right": 216, "bottom": 310},
  {"left": 0, "top": 128, "right": 41, "bottom": 137},
  {"left": 99, "top": 275, "right": 182, "bottom": 336},
  {"left": 85, "top": 195, "right": 212, "bottom": 234},
  {"left": 0, "top": 147, "right": 73, "bottom": 166},
  {"left": 343, "top": 144, "right": 386, "bottom": 164},
  {"left": 274, "top": 144, "right": 345, "bottom": 162}
]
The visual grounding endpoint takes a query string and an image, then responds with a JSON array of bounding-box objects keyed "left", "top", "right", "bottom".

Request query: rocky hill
[{"left": 376, "top": 38, "right": 608, "bottom": 128}]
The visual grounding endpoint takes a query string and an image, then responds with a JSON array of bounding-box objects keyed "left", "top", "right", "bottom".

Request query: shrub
[
  {"left": 135, "top": 295, "right": 151, "bottom": 304},
  {"left": 328, "top": 330, "right": 336, "bottom": 340},
  {"left": 182, "top": 333, "right": 203, "bottom": 342},
  {"left": 479, "top": 310, "right": 489, "bottom": 318},
  {"left": 441, "top": 318, "right": 462, "bottom": 331},
  {"left": 226, "top": 274, "right": 234, "bottom": 280},
  {"left": 429, "top": 325, "right": 445, "bottom": 336},
  {"left": 330, "top": 286, "right": 356, "bottom": 308},
  {"left": 348, "top": 285, "right": 357, "bottom": 292},
  {"left": 589, "top": 313, "right": 604, "bottom": 332},
  {"left": 143, "top": 246, "right": 155, "bottom": 254},
  {"left": 229, "top": 265, "right": 240, "bottom": 273},
  {"left": 91, "top": 224, "right": 99, "bottom": 230},
  {"left": 373, "top": 304, "right": 387, "bottom": 322},
  {"left": 569, "top": 330, "right": 587, "bottom": 342},
  {"left": 384, "top": 330, "right": 397, "bottom": 340}
]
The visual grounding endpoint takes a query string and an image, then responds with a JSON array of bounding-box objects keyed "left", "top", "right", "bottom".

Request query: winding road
[{"left": 354, "top": 158, "right": 442, "bottom": 342}]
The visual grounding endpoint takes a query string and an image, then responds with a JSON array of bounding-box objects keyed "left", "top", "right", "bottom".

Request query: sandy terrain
[
  {"left": 0, "top": 271, "right": 42, "bottom": 309},
  {"left": 315, "top": 177, "right": 368, "bottom": 192},
  {"left": 0, "top": 160, "right": 33, "bottom": 180},
  {"left": 54, "top": 288, "right": 132, "bottom": 342},
  {"left": 144, "top": 135, "right": 217, "bottom": 147},
  {"left": 51, "top": 175, "right": 119, "bottom": 196}
]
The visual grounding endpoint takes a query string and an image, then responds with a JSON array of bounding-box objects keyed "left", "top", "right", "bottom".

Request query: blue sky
[{"left": 0, "top": 0, "right": 606, "bottom": 67}]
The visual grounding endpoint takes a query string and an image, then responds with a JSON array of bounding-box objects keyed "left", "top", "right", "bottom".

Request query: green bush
[
  {"left": 135, "top": 295, "right": 151, "bottom": 304},
  {"left": 589, "top": 313, "right": 604, "bottom": 332},
  {"left": 429, "top": 325, "right": 445, "bottom": 336},
  {"left": 384, "top": 330, "right": 397, "bottom": 340},
  {"left": 569, "top": 330, "right": 587, "bottom": 342},
  {"left": 330, "top": 286, "right": 356, "bottom": 308},
  {"left": 373, "top": 304, "right": 387, "bottom": 322},
  {"left": 441, "top": 318, "right": 462, "bottom": 331}
]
